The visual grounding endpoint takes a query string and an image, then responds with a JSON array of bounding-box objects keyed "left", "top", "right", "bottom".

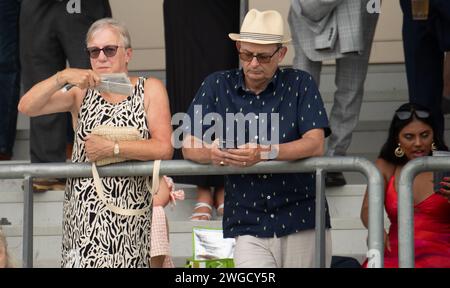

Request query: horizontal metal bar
[{"left": 0, "top": 157, "right": 376, "bottom": 178}]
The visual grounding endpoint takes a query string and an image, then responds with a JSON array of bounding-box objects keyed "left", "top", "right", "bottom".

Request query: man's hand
[{"left": 222, "top": 143, "right": 272, "bottom": 168}]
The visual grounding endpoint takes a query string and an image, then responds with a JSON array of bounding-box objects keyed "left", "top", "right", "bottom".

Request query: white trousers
[{"left": 234, "top": 229, "right": 332, "bottom": 268}]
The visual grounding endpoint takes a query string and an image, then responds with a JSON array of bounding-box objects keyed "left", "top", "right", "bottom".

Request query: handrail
[
  {"left": 0, "top": 157, "right": 384, "bottom": 268},
  {"left": 398, "top": 156, "right": 450, "bottom": 268}
]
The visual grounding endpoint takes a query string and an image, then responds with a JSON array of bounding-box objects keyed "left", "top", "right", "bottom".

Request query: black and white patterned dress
[{"left": 61, "top": 77, "right": 152, "bottom": 268}]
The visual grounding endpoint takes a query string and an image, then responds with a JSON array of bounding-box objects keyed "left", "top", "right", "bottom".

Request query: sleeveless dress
[
  {"left": 364, "top": 175, "right": 450, "bottom": 268},
  {"left": 61, "top": 77, "right": 152, "bottom": 268}
]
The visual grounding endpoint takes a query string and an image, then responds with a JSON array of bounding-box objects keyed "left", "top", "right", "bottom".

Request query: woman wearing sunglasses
[
  {"left": 360, "top": 103, "right": 450, "bottom": 268},
  {"left": 18, "top": 18, "right": 173, "bottom": 267}
]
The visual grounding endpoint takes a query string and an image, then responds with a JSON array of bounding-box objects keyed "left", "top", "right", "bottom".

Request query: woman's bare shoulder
[{"left": 375, "top": 158, "right": 396, "bottom": 182}]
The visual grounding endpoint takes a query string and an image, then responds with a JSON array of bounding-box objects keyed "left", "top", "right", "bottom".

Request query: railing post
[
  {"left": 22, "top": 175, "right": 33, "bottom": 268},
  {"left": 398, "top": 159, "right": 420, "bottom": 268},
  {"left": 315, "top": 168, "right": 326, "bottom": 268}
]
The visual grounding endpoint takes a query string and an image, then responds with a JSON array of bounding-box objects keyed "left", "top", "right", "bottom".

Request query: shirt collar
[{"left": 237, "top": 68, "right": 281, "bottom": 95}]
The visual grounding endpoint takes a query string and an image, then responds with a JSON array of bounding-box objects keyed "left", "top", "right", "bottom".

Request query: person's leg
[
  {"left": 214, "top": 186, "right": 225, "bottom": 216},
  {"left": 442, "top": 53, "right": 450, "bottom": 114},
  {"left": 288, "top": 8, "right": 322, "bottom": 84},
  {"left": 281, "top": 229, "right": 332, "bottom": 268},
  {"left": 234, "top": 235, "right": 278, "bottom": 268},
  {"left": 0, "top": 0, "right": 20, "bottom": 159},
  {"left": 20, "top": 1, "right": 67, "bottom": 164},
  {"left": 327, "top": 8, "right": 379, "bottom": 158},
  {"left": 190, "top": 186, "right": 214, "bottom": 220},
  {"left": 400, "top": 0, "right": 445, "bottom": 138}
]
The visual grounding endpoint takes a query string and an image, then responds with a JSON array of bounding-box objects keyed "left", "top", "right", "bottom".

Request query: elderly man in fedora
[{"left": 181, "top": 9, "right": 332, "bottom": 268}]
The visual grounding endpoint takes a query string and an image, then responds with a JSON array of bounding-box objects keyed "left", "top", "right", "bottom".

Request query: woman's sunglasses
[
  {"left": 395, "top": 109, "right": 430, "bottom": 120},
  {"left": 86, "top": 45, "right": 121, "bottom": 59}
]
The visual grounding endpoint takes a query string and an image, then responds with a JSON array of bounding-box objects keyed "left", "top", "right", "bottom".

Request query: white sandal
[
  {"left": 216, "top": 203, "right": 224, "bottom": 216},
  {"left": 190, "top": 202, "right": 213, "bottom": 221}
]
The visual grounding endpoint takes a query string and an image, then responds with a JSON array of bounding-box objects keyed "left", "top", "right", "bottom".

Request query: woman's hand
[
  {"left": 439, "top": 176, "right": 450, "bottom": 203},
  {"left": 84, "top": 134, "right": 114, "bottom": 162},
  {"left": 58, "top": 68, "right": 101, "bottom": 90}
]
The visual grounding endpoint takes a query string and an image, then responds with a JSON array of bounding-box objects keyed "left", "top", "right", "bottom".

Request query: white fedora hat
[{"left": 229, "top": 9, "right": 291, "bottom": 44}]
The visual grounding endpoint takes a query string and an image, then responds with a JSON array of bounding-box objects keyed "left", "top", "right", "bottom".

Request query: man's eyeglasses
[
  {"left": 395, "top": 109, "right": 430, "bottom": 120},
  {"left": 238, "top": 46, "right": 281, "bottom": 64},
  {"left": 86, "top": 45, "right": 122, "bottom": 59}
]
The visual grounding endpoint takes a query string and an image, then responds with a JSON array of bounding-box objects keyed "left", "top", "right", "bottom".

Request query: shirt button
[
  {"left": 270, "top": 214, "right": 275, "bottom": 219},
  {"left": 263, "top": 175, "right": 267, "bottom": 179},
  {"left": 267, "top": 195, "right": 271, "bottom": 200},
  {"left": 256, "top": 96, "right": 260, "bottom": 100}
]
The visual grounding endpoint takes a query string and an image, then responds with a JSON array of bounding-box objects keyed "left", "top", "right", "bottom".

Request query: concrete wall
[{"left": 107, "top": 1, "right": 404, "bottom": 70}]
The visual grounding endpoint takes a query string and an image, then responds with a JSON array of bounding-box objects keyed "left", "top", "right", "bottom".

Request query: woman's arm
[
  {"left": 18, "top": 68, "right": 99, "bottom": 116},
  {"left": 360, "top": 158, "right": 392, "bottom": 228}
]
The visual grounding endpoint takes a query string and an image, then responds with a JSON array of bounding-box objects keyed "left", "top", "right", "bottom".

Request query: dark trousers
[
  {"left": 20, "top": 0, "right": 111, "bottom": 163},
  {"left": 400, "top": 0, "right": 450, "bottom": 139},
  {"left": 0, "top": 0, "right": 20, "bottom": 157},
  {"left": 164, "top": 0, "right": 239, "bottom": 186}
]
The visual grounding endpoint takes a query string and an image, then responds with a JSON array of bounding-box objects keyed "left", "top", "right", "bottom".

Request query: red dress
[{"left": 365, "top": 176, "right": 450, "bottom": 268}]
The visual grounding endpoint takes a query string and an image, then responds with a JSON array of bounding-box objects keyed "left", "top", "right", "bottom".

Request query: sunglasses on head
[
  {"left": 238, "top": 46, "right": 282, "bottom": 64},
  {"left": 86, "top": 45, "right": 121, "bottom": 59},
  {"left": 395, "top": 109, "right": 430, "bottom": 120}
]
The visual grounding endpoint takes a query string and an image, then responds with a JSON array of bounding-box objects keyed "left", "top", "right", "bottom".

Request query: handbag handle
[{"left": 92, "top": 160, "right": 161, "bottom": 216}]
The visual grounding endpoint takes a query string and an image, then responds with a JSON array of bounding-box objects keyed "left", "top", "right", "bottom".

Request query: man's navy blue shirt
[{"left": 184, "top": 68, "right": 331, "bottom": 238}]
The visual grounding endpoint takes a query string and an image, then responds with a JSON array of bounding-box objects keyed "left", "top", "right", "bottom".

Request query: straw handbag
[{"left": 90, "top": 125, "right": 161, "bottom": 216}]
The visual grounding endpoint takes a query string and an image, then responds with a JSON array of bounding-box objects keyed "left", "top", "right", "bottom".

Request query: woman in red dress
[{"left": 360, "top": 103, "right": 450, "bottom": 268}]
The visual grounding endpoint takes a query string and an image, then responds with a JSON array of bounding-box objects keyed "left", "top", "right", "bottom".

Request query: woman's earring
[
  {"left": 432, "top": 142, "right": 437, "bottom": 151},
  {"left": 395, "top": 143, "right": 404, "bottom": 158}
]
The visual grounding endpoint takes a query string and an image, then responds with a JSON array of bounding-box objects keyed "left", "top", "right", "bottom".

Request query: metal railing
[
  {"left": 0, "top": 157, "right": 385, "bottom": 268},
  {"left": 398, "top": 156, "right": 450, "bottom": 268}
]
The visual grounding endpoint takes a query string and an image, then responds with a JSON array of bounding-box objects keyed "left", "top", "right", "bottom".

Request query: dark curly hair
[{"left": 378, "top": 103, "right": 448, "bottom": 165}]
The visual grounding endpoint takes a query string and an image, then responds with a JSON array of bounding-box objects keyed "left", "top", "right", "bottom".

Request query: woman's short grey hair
[{"left": 86, "top": 18, "right": 132, "bottom": 48}]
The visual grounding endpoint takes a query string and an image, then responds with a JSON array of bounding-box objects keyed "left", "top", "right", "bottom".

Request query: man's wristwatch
[{"left": 113, "top": 141, "right": 120, "bottom": 157}]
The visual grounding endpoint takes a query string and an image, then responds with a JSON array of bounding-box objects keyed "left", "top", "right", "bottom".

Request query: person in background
[
  {"left": 182, "top": 9, "right": 332, "bottom": 268},
  {"left": 399, "top": 0, "right": 450, "bottom": 139},
  {"left": 288, "top": 0, "right": 379, "bottom": 187},
  {"left": 163, "top": 0, "right": 240, "bottom": 220},
  {"left": 20, "top": 0, "right": 112, "bottom": 192},
  {"left": 18, "top": 18, "right": 173, "bottom": 267},
  {"left": 0, "top": 0, "right": 20, "bottom": 161},
  {"left": 360, "top": 103, "right": 450, "bottom": 268},
  {"left": 150, "top": 176, "right": 184, "bottom": 268}
]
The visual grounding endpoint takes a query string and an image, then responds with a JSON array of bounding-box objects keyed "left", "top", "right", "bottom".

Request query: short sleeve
[
  {"left": 183, "top": 74, "right": 218, "bottom": 140},
  {"left": 296, "top": 72, "right": 331, "bottom": 137}
]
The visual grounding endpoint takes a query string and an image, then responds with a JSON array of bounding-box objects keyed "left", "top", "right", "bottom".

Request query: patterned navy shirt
[{"left": 184, "top": 68, "right": 331, "bottom": 238}]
